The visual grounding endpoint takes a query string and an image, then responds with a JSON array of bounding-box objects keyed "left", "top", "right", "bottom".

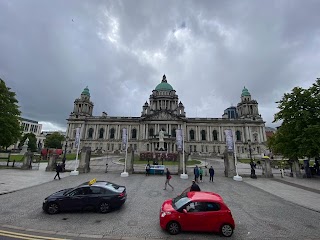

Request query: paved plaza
[{"left": 0, "top": 157, "right": 319, "bottom": 240}]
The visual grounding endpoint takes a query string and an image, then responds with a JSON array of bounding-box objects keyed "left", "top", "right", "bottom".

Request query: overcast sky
[{"left": 1, "top": 0, "right": 320, "bottom": 131}]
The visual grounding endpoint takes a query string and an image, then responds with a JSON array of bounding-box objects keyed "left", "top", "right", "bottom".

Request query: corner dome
[
  {"left": 155, "top": 75, "right": 173, "bottom": 91},
  {"left": 241, "top": 86, "right": 250, "bottom": 96},
  {"left": 82, "top": 86, "right": 90, "bottom": 97}
]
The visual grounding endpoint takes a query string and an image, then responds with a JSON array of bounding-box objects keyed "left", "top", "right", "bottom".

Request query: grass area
[{"left": 119, "top": 159, "right": 201, "bottom": 166}]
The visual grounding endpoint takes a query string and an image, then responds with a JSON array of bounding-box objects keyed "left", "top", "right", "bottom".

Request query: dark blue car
[{"left": 43, "top": 180, "right": 126, "bottom": 214}]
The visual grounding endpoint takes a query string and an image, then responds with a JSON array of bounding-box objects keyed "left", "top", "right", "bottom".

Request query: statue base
[
  {"left": 180, "top": 173, "right": 188, "bottom": 179},
  {"left": 70, "top": 170, "right": 79, "bottom": 176},
  {"left": 233, "top": 174, "right": 243, "bottom": 181},
  {"left": 121, "top": 172, "right": 129, "bottom": 177}
]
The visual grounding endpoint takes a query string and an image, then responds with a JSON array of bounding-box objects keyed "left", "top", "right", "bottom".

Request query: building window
[
  {"left": 212, "top": 130, "right": 218, "bottom": 141},
  {"left": 236, "top": 130, "right": 241, "bottom": 141},
  {"left": 149, "top": 128, "right": 154, "bottom": 137},
  {"left": 218, "top": 146, "right": 220, "bottom": 154},
  {"left": 189, "top": 145, "right": 192, "bottom": 152},
  {"left": 194, "top": 145, "right": 197, "bottom": 152},
  {"left": 171, "top": 128, "right": 176, "bottom": 137},
  {"left": 201, "top": 130, "right": 206, "bottom": 141},
  {"left": 254, "top": 133, "right": 258, "bottom": 142},
  {"left": 132, "top": 129, "right": 137, "bottom": 139},
  {"left": 110, "top": 128, "right": 115, "bottom": 139},
  {"left": 213, "top": 146, "right": 216, "bottom": 152},
  {"left": 134, "top": 144, "right": 137, "bottom": 151},
  {"left": 206, "top": 146, "right": 208, "bottom": 152},
  {"left": 190, "top": 130, "right": 195, "bottom": 140},
  {"left": 201, "top": 145, "right": 204, "bottom": 152},
  {"left": 99, "top": 128, "right": 104, "bottom": 139},
  {"left": 88, "top": 128, "right": 94, "bottom": 139}
]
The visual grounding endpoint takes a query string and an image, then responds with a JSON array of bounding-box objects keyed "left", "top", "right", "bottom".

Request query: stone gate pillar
[
  {"left": 262, "top": 157, "right": 273, "bottom": 178},
  {"left": 46, "top": 153, "right": 58, "bottom": 171},
  {"left": 126, "top": 147, "right": 134, "bottom": 174},
  {"left": 21, "top": 152, "right": 33, "bottom": 170},
  {"left": 292, "top": 158, "right": 302, "bottom": 178},
  {"left": 224, "top": 149, "right": 235, "bottom": 177},
  {"left": 78, "top": 147, "right": 91, "bottom": 173}
]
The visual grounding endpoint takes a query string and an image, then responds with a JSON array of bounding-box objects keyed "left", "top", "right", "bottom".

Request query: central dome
[{"left": 155, "top": 75, "right": 173, "bottom": 91}]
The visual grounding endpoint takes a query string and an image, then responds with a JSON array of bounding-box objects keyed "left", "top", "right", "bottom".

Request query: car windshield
[{"left": 172, "top": 193, "right": 191, "bottom": 210}]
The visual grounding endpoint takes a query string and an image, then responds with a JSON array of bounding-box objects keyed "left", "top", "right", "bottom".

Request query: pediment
[{"left": 143, "top": 110, "right": 182, "bottom": 121}]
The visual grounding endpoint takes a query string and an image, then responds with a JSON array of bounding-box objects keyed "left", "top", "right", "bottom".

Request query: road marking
[{"left": 0, "top": 230, "right": 69, "bottom": 240}]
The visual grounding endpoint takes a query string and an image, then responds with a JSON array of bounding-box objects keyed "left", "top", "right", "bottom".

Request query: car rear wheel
[
  {"left": 99, "top": 202, "right": 111, "bottom": 213},
  {"left": 46, "top": 202, "right": 59, "bottom": 214},
  {"left": 220, "top": 224, "right": 233, "bottom": 237},
  {"left": 167, "top": 221, "right": 181, "bottom": 235}
]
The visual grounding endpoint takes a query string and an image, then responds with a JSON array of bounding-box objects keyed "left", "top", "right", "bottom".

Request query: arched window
[
  {"left": 149, "top": 128, "right": 154, "bottom": 137},
  {"left": 132, "top": 129, "right": 137, "bottom": 139},
  {"left": 212, "top": 130, "right": 218, "bottom": 141},
  {"left": 88, "top": 128, "right": 94, "bottom": 139},
  {"left": 253, "top": 133, "right": 258, "bottom": 142},
  {"left": 201, "top": 130, "right": 206, "bottom": 141},
  {"left": 99, "top": 128, "right": 104, "bottom": 139},
  {"left": 171, "top": 128, "right": 176, "bottom": 137},
  {"left": 236, "top": 130, "right": 241, "bottom": 141},
  {"left": 190, "top": 130, "right": 195, "bottom": 140},
  {"left": 110, "top": 128, "right": 115, "bottom": 139}
]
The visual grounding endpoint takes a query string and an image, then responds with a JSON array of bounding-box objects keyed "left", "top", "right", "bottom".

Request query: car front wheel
[
  {"left": 99, "top": 202, "right": 110, "bottom": 213},
  {"left": 46, "top": 202, "right": 59, "bottom": 214},
  {"left": 220, "top": 224, "right": 233, "bottom": 237},
  {"left": 167, "top": 221, "right": 181, "bottom": 235}
]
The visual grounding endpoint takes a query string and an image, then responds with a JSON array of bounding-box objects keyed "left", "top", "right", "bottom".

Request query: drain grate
[{"left": 62, "top": 218, "right": 68, "bottom": 220}]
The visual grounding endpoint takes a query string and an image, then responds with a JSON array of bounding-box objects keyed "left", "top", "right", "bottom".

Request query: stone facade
[{"left": 66, "top": 75, "right": 267, "bottom": 159}]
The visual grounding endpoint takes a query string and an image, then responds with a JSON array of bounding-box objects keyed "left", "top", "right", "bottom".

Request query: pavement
[{"left": 0, "top": 157, "right": 319, "bottom": 240}]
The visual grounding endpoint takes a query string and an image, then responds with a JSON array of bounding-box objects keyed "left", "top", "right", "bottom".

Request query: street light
[
  {"left": 247, "top": 139, "right": 257, "bottom": 179},
  {"left": 62, "top": 136, "right": 69, "bottom": 165}
]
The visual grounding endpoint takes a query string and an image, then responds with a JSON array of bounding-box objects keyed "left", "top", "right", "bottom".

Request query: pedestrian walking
[
  {"left": 54, "top": 163, "right": 62, "bottom": 180},
  {"left": 190, "top": 180, "right": 201, "bottom": 191},
  {"left": 199, "top": 167, "right": 203, "bottom": 182},
  {"left": 209, "top": 166, "right": 215, "bottom": 182},
  {"left": 163, "top": 168, "right": 174, "bottom": 190},
  {"left": 194, "top": 165, "right": 200, "bottom": 183},
  {"left": 145, "top": 163, "right": 150, "bottom": 176}
]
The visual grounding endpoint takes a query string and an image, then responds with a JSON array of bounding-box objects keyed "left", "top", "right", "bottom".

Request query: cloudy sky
[{"left": 1, "top": 0, "right": 320, "bottom": 131}]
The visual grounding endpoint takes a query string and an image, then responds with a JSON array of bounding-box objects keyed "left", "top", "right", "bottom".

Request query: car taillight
[{"left": 118, "top": 192, "right": 125, "bottom": 198}]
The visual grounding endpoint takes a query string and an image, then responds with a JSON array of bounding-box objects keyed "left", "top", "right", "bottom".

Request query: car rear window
[{"left": 104, "top": 183, "right": 125, "bottom": 193}]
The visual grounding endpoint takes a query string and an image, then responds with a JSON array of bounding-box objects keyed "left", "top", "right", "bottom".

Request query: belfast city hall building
[{"left": 66, "top": 75, "right": 267, "bottom": 159}]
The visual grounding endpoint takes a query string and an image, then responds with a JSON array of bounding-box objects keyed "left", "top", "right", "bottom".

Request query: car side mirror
[{"left": 183, "top": 209, "right": 187, "bottom": 214}]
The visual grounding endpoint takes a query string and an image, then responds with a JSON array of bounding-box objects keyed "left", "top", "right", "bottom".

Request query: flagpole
[
  {"left": 70, "top": 127, "right": 81, "bottom": 176},
  {"left": 232, "top": 128, "right": 242, "bottom": 181},
  {"left": 121, "top": 128, "right": 129, "bottom": 177},
  {"left": 180, "top": 125, "right": 188, "bottom": 179}
]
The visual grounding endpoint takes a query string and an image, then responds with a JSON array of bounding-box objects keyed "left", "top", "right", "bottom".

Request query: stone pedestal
[
  {"left": 261, "top": 157, "right": 273, "bottom": 178},
  {"left": 125, "top": 147, "right": 134, "bottom": 174},
  {"left": 223, "top": 150, "right": 235, "bottom": 177},
  {"left": 20, "top": 145, "right": 28, "bottom": 155},
  {"left": 292, "top": 159, "right": 302, "bottom": 178},
  {"left": 78, "top": 147, "right": 91, "bottom": 173},
  {"left": 21, "top": 152, "right": 33, "bottom": 170},
  {"left": 46, "top": 153, "right": 58, "bottom": 171}
]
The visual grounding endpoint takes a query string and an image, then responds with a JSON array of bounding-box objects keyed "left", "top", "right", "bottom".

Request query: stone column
[
  {"left": 78, "top": 147, "right": 91, "bottom": 173},
  {"left": 292, "top": 158, "right": 302, "bottom": 178},
  {"left": 261, "top": 157, "right": 273, "bottom": 178},
  {"left": 126, "top": 146, "right": 134, "bottom": 174},
  {"left": 223, "top": 148, "right": 235, "bottom": 177},
  {"left": 46, "top": 153, "right": 59, "bottom": 171},
  {"left": 21, "top": 152, "right": 33, "bottom": 170}
]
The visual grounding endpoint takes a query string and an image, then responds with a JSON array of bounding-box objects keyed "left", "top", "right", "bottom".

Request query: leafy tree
[
  {"left": 19, "top": 133, "right": 37, "bottom": 152},
  {"left": 271, "top": 78, "right": 320, "bottom": 159},
  {"left": 44, "top": 132, "right": 64, "bottom": 149},
  {"left": 0, "top": 78, "right": 22, "bottom": 150}
]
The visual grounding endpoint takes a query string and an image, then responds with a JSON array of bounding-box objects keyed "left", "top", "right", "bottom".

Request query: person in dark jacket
[
  {"left": 163, "top": 168, "right": 174, "bottom": 190},
  {"left": 209, "top": 166, "right": 215, "bottom": 182},
  {"left": 190, "top": 180, "right": 201, "bottom": 191},
  {"left": 54, "top": 163, "right": 62, "bottom": 180}
]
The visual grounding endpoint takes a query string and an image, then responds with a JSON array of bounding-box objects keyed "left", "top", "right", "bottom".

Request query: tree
[
  {"left": 271, "top": 78, "right": 320, "bottom": 159},
  {"left": 44, "top": 132, "right": 65, "bottom": 149},
  {"left": 0, "top": 78, "right": 22, "bottom": 150},
  {"left": 19, "top": 133, "right": 37, "bottom": 152}
]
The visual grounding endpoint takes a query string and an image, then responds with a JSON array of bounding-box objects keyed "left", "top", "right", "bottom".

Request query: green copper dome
[
  {"left": 82, "top": 86, "right": 90, "bottom": 96},
  {"left": 155, "top": 75, "right": 173, "bottom": 91},
  {"left": 241, "top": 86, "right": 250, "bottom": 96}
]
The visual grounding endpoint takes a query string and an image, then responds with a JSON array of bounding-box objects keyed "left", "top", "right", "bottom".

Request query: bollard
[{"left": 105, "top": 163, "right": 108, "bottom": 173}]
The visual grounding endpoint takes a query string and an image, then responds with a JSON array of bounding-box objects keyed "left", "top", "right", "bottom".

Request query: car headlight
[{"left": 161, "top": 211, "right": 171, "bottom": 217}]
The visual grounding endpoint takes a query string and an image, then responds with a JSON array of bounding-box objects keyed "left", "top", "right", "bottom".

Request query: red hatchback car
[{"left": 160, "top": 191, "right": 235, "bottom": 237}]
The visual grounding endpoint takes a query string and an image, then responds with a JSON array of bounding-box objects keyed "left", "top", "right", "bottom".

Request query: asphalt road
[{"left": 0, "top": 159, "right": 319, "bottom": 240}]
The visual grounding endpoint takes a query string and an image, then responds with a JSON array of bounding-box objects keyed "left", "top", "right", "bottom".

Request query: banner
[
  {"left": 122, "top": 128, "right": 127, "bottom": 150},
  {"left": 224, "top": 129, "right": 234, "bottom": 152},
  {"left": 75, "top": 127, "right": 81, "bottom": 148},
  {"left": 176, "top": 129, "right": 183, "bottom": 151}
]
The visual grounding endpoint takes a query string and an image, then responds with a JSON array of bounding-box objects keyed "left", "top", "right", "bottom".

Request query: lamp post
[
  {"left": 248, "top": 140, "right": 257, "bottom": 179},
  {"left": 62, "top": 136, "right": 69, "bottom": 165}
]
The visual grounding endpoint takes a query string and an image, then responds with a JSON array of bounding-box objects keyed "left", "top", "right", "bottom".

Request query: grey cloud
[{"left": 1, "top": 0, "right": 320, "bottom": 130}]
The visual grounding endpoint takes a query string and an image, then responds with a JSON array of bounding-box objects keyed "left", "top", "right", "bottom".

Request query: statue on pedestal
[
  {"left": 159, "top": 130, "right": 164, "bottom": 142},
  {"left": 24, "top": 138, "right": 29, "bottom": 146}
]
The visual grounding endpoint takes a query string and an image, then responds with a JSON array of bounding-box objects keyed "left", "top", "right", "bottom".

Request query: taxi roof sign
[{"left": 89, "top": 178, "right": 97, "bottom": 185}]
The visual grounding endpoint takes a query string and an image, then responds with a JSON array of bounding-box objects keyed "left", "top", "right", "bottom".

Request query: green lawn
[{"left": 119, "top": 159, "right": 201, "bottom": 166}]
